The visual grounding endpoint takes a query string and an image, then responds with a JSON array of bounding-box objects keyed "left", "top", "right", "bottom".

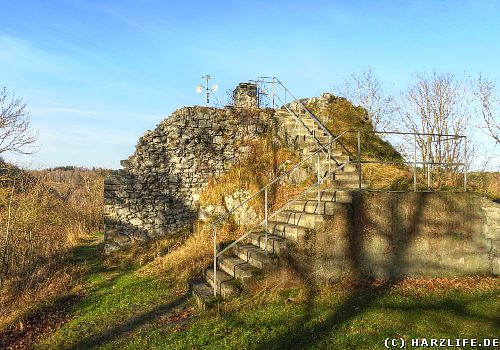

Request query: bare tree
[
  {"left": 475, "top": 75, "right": 500, "bottom": 144},
  {"left": 399, "top": 72, "right": 471, "bottom": 173},
  {"left": 0, "top": 87, "right": 38, "bottom": 155},
  {"left": 339, "top": 66, "right": 397, "bottom": 130}
]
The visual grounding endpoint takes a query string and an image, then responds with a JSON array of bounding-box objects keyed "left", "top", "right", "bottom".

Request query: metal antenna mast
[{"left": 196, "top": 74, "right": 218, "bottom": 106}]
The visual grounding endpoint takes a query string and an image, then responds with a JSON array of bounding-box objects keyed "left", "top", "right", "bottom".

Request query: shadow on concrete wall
[{"left": 252, "top": 192, "right": 495, "bottom": 350}]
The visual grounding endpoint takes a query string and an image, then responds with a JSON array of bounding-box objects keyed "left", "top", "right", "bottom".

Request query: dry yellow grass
[
  {"left": 0, "top": 168, "right": 106, "bottom": 328},
  {"left": 468, "top": 172, "right": 500, "bottom": 199},
  {"left": 143, "top": 137, "right": 305, "bottom": 283},
  {"left": 200, "top": 137, "right": 300, "bottom": 210}
]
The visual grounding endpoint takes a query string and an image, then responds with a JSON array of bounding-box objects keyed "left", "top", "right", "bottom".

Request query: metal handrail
[
  {"left": 351, "top": 129, "right": 467, "bottom": 192},
  {"left": 271, "top": 93, "right": 337, "bottom": 165},
  {"left": 216, "top": 162, "right": 347, "bottom": 259},
  {"left": 212, "top": 130, "right": 349, "bottom": 296},
  {"left": 252, "top": 78, "right": 339, "bottom": 165},
  {"left": 252, "top": 80, "right": 314, "bottom": 137},
  {"left": 258, "top": 77, "right": 333, "bottom": 139},
  {"left": 252, "top": 80, "right": 324, "bottom": 148},
  {"left": 213, "top": 130, "right": 348, "bottom": 226}
]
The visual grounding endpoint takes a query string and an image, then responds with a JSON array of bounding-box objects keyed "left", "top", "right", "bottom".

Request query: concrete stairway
[{"left": 189, "top": 108, "right": 368, "bottom": 308}]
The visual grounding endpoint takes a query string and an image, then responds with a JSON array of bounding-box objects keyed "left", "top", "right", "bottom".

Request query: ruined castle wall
[{"left": 104, "top": 106, "right": 274, "bottom": 253}]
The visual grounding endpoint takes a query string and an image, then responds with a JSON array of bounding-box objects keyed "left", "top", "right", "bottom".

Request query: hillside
[{"left": 0, "top": 95, "right": 498, "bottom": 349}]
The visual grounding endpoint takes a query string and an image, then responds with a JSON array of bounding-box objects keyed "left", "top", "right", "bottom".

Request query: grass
[
  {"left": 22, "top": 235, "right": 499, "bottom": 350},
  {"left": 146, "top": 286, "right": 495, "bottom": 349},
  {"left": 32, "top": 237, "right": 183, "bottom": 350}
]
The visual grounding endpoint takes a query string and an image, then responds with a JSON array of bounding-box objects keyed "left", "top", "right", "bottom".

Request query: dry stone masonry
[
  {"left": 104, "top": 105, "right": 273, "bottom": 253},
  {"left": 233, "top": 83, "right": 259, "bottom": 108}
]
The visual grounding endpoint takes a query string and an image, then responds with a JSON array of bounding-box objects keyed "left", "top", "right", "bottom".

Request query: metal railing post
[
  {"left": 464, "top": 136, "right": 468, "bottom": 192},
  {"left": 413, "top": 134, "right": 417, "bottom": 192},
  {"left": 357, "top": 130, "right": 362, "bottom": 191},
  {"left": 264, "top": 187, "right": 268, "bottom": 255},
  {"left": 272, "top": 80, "right": 275, "bottom": 108},
  {"left": 328, "top": 135, "right": 331, "bottom": 178},
  {"left": 317, "top": 148, "right": 321, "bottom": 206},
  {"left": 427, "top": 162, "right": 431, "bottom": 190},
  {"left": 213, "top": 225, "right": 217, "bottom": 297}
]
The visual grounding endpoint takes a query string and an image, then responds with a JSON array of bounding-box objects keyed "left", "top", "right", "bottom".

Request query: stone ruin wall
[
  {"left": 233, "top": 83, "right": 259, "bottom": 108},
  {"left": 104, "top": 105, "right": 274, "bottom": 253}
]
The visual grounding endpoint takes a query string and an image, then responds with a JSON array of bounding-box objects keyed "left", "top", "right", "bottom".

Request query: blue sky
[{"left": 1, "top": 0, "right": 499, "bottom": 169}]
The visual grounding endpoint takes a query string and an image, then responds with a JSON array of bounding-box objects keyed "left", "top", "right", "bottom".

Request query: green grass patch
[
  {"left": 97, "top": 283, "right": 498, "bottom": 350},
  {"left": 30, "top": 239, "right": 499, "bottom": 350},
  {"left": 33, "top": 242, "right": 178, "bottom": 350}
]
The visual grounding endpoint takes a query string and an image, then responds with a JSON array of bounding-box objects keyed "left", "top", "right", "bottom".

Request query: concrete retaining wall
[{"left": 291, "top": 192, "right": 500, "bottom": 280}]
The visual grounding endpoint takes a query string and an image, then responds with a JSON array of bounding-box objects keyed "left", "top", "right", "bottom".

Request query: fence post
[
  {"left": 264, "top": 187, "right": 268, "bottom": 255},
  {"left": 357, "top": 130, "right": 362, "bottom": 191},
  {"left": 213, "top": 224, "right": 217, "bottom": 297},
  {"left": 413, "top": 134, "right": 417, "bottom": 192},
  {"left": 464, "top": 136, "right": 468, "bottom": 192}
]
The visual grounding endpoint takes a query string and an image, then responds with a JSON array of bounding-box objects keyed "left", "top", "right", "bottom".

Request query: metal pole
[
  {"left": 413, "top": 134, "right": 417, "bottom": 192},
  {"left": 264, "top": 187, "right": 268, "bottom": 255},
  {"left": 328, "top": 135, "right": 331, "bottom": 178},
  {"left": 272, "top": 80, "right": 275, "bottom": 108},
  {"left": 213, "top": 224, "right": 217, "bottom": 297},
  {"left": 464, "top": 137, "right": 468, "bottom": 192},
  {"left": 427, "top": 162, "right": 431, "bottom": 190},
  {"left": 317, "top": 148, "right": 321, "bottom": 207},
  {"left": 357, "top": 130, "right": 362, "bottom": 191},
  {"left": 205, "top": 75, "right": 210, "bottom": 106},
  {"left": 299, "top": 120, "right": 302, "bottom": 142},
  {"left": 427, "top": 140, "right": 431, "bottom": 190}
]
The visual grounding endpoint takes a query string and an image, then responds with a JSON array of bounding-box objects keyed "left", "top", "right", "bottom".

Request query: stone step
[
  {"left": 217, "top": 255, "right": 262, "bottom": 284},
  {"left": 343, "top": 163, "right": 357, "bottom": 172},
  {"left": 296, "top": 139, "right": 343, "bottom": 155},
  {"left": 333, "top": 172, "right": 361, "bottom": 182},
  {"left": 248, "top": 231, "right": 289, "bottom": 256},
  {"left": 332, "top": 179, "right": 369, "bottom": 189},
  {"left": 274, "top": 210, "right": 325, "bottom": 228},
  {"left": 204, "top": 267, "right": 241, "bottom": 299},
  {"left": 232, "top": 243, "right": 279, "bottom": 271},
  {"left": 265, "top": 221, "right": 309, "bottom": 241},
  {"left": 275, "top": 115, "right": 328, "bottom": 134},
  {"left": 274, "top": 110, "right": 316, "bottom": 119},
  {"left": 303, "top": 189, "right": 353, "bottom": 202},
  {"left": 188, "top": 278, "right": 217, "bottom": 310},
  {"left": 308, "top": 153, "right": 350, "bottom": 164},
  {"left": 280, "top": 123, "right": 326, "bottom": 139},
  {"left": 282, "top": 120, "right": 325, "bottom": 136},
  {"left": 288, "top": 200, "right": 349, "bottom": 214}
]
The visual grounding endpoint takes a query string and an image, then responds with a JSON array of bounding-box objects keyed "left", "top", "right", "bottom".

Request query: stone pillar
[{"left": 233, "top": 83, "right": 258, "bottom": 108}]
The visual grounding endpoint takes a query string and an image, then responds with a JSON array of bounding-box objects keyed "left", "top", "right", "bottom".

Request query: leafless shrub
[
  {"left": 0, "top": 87, "right": 38, "bottom": 155},
  {"left": 338, "top": 66, "right": 397, "bottom": 130},
  {"left": 475, "top": 75, "right": 500, "bottom": 144}
]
